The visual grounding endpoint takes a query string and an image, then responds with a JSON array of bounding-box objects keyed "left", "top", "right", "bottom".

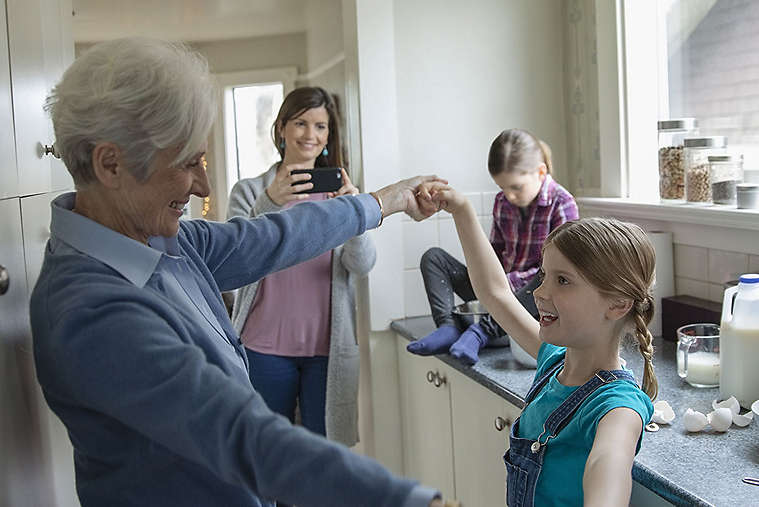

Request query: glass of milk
[{"left": 677, "top": 323, "right": 720, "bottom": 388}]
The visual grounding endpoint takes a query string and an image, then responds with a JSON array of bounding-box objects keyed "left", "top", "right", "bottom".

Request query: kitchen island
[{"left": 392, "top": 316, "right": 759, "bottom": 507}]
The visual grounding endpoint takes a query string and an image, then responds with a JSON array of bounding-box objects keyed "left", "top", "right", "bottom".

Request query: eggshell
[
  {"left": 732, "top": 411, "right": 754, "bottom": 427},
  {"left": 652, "top": 400, "right": 675, "bottom": 424},
  {"left": 683, "top": 408, "right": 708, "bottom": 432},
  {"left": 712, "top": 396, "right": 740, "bottom": 415},
  {"left": 707, "top": 407, "right": 733, "bottom": 432}
]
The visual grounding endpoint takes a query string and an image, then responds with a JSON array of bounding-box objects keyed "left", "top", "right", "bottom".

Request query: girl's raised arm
[{"left": 419, "top": 183, "right": 541, "bottom": 358}]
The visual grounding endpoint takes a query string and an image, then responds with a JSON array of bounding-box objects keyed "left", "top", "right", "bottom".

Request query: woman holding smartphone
[{"left": 227, "top": 87, "right": 374, "bottom": 455}]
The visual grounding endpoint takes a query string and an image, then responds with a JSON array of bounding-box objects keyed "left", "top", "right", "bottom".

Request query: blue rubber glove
[
  {"left": 407, "top": 325, "right": 461, "bottom": 356},
  {"left": 449, "top": 323, "right": 489, "bottom": 365}
]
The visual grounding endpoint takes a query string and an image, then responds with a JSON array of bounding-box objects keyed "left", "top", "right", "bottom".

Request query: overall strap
[
  {"left": 523, "top": 356, "right": 565, "bottom": 404},
  {"left": 543, "top": 368, "right": 636, "bottom": 436}
]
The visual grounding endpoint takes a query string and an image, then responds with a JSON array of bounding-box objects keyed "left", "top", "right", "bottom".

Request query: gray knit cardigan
[{"left": 226, "top": 163, "right": 376, "bottom": 446}]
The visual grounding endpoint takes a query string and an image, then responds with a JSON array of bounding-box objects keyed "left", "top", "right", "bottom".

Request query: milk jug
[{"left": 719, "top": 273, "right": 759, "bottom": 408}]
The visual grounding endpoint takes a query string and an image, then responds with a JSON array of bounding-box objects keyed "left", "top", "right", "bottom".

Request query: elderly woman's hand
[
  {"left": 374, "top": 175, "right": 448, "bottom": 222},
  {"left": 266, "top": 163, "right": 316, "bottom": 206}
]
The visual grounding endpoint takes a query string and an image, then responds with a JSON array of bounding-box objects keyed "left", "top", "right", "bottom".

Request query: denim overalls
[{"left": 503, "top": 357, "right": 636, "bottom": 507}]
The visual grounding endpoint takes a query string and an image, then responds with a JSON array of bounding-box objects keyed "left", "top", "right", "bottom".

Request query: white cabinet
[
  {"left": 396, "top": 338, "right": 456, "bottom": 500},
  {"left": 7, "top": 0, "right": 73, "bottom": 195},
  {"left": 0, "top": 198, "right": 29, "bottom": 342},
  {"left": 0, "top": 2, "right": 16, "bottom": 199},
  {"left": 0, "top": 0, "right": 77, "bottom": 505},
  {"left": 449, "top": 366, "right": 520, "bottom": 507},
  {"left": 396, "top": 335, "right": 522, "bottom": 504}
]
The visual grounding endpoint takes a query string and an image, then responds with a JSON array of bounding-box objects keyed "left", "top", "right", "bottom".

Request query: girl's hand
[
  {"left": 328, "top": 168, "right": 359, "bottom": 198},
  {"left": 415, "top": 181, "right": 468, "bottom": 214},
  {"left": 373, "top": 175, "right": 448, "bottom": 221},
  {"left": 265, "top": 163, "right": 314, "bottom": 206}
]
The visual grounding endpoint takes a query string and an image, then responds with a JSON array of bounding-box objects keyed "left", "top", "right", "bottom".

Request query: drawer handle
[
  {"left": 426, "top": 370, "right": 435, "bottom": 383},
  {"left": 433, "top": 371, "right": 446, "bottom": 388},
  {"left": 494, "top": 416, "right": 510, "bottom": 431},
  {"left": 0, "top": 265, "right": 8, "bottom": 295}
]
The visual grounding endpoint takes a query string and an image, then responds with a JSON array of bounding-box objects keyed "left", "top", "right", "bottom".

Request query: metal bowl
[
  {"left": 452, "top": 300, "right": 509, "bottom": 347},
  {"left": 452, "top": 300, "right": 488, "bottom": 323}
]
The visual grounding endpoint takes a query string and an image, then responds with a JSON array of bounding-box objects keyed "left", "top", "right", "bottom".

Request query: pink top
[{"left": 241, "top": 194, "right": 332, "bottom": 357}]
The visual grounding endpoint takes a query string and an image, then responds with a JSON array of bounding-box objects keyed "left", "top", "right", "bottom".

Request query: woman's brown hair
[
  {"left": 543, "top": 217, "right": 658, "bottom": 400},
  {"left": 487, "top": 128, "right": 552, "bottom": 177},
  {"left": 272, "top": 86, "right": 345, "bottom": 170}
]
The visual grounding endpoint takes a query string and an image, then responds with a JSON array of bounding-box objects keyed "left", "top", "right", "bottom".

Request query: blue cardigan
[{"left": 30, "top": 192, "right": 436, "bottom": 507}]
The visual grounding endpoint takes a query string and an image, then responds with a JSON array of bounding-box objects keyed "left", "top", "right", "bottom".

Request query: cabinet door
[
  {"left": 396, "top": 337, "right": 456, "bottom": 500},
  {"left": 0, "top": 0, "right": 18, "bottom": 199},
  {"left": 19, "top": 191, "right": 79, "bottom": 507},
  {"left": 449, "top": 367, "right": 522, "bottom": 507},
  {"left": 0, "top": 197, "right": 56, "bottom": 507},
  {"left": 0, "top": 198, "right": 28, "bottom": 341},
  {"left": 7, "top": 0, "right": 73, "bottom": 196}
]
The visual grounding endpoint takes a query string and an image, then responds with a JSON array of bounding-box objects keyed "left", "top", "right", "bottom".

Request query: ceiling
[{"left": 72, "top": 0, "right": 308, "bottom": 43}]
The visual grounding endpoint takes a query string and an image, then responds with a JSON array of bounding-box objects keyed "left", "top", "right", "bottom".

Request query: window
[
  {"left": 598, "top": 0, "right": 757, "bottom": 202},
  {"left": 206, "top": 68, "right": 295, "bottom": 219},
  {"left": 228, "top": 83, "right": 284, "bottom": 182},
  {"left": 661, "top": 0, "right": 759, "bottom": 162}
]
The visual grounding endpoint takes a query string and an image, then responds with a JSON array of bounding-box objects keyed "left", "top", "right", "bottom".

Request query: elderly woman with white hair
[{"left": 30, "top": 37, "right": 449, "bottom": 507}]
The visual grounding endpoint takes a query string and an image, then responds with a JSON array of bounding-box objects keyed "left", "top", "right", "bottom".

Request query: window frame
[
  {"left": 207, "top": 67, "right": 296, "bottom": 219},
  {"left": 591, "top": 0, "right": 759, "bottom": 225}
]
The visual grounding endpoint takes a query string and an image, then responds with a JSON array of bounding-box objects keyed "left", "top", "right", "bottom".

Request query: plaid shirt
[{"left": 489, "top": 174, "right": 578, "bottom": 291}]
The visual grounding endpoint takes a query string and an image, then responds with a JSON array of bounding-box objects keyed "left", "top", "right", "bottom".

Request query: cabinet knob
[
  {"left": 0, "top": 264, "right": 9, "bottom": 295},
  {"left": 433, "top": 371, "right": 446, "bottom": 388},
  {"left": 494, "top": 416, "right": 510, "bottom": 431},
  {"left": 426, "top": 370, "right": 435, "bottom": 383},
  {"left": 43, "top": 143, "right": 61, "bottom": 159}
]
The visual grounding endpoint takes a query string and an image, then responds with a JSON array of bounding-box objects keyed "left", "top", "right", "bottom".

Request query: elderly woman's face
[{"left": 119, "top": 146, "right": 209, "bottom": 242}]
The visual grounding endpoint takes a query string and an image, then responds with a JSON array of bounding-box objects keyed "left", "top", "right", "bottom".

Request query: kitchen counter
[{"left": 392, "top": 316, "right": 759, "bottom": 507}]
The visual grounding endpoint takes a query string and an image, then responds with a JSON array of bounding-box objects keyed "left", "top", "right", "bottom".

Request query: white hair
[{"left": 45, "top": 37, "right": 217, "bottom": 185}]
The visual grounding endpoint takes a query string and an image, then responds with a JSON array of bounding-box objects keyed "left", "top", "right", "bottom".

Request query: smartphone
[{"left": 291, "top": 167, "right": 343, "bottom": 194}]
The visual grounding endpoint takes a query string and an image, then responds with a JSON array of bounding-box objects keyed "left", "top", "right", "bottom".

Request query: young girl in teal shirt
[{"left": 416, "top": 183, "right": 657, "bottom": 506}]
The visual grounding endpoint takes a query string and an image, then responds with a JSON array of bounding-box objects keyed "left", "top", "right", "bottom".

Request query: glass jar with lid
[
  {"left": 683, "top": 136, "right": 727, "bottom": 203},
  {"left": 658, "top": 118, "right": 697, "bottom": 201},
  {"left": 709, "top": 154, "right": 743, "bottom": 205}
]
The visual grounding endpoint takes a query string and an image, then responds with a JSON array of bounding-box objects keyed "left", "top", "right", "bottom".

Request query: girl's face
[
  {"left": 280, "top": 106, "right": 329, "bottom": 166},
  {"left": 491, "top": 164, "right": 546, "bottom": 208},
  {"left": 532, "top": 244, "right": 614, "bottom": 349}
]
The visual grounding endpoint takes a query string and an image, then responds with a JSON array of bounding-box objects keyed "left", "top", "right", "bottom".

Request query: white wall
[
  {"left": 393, "top": 0, "right": 568, "bottom": 193},
  {"left": 191, "top": 33, "right": 307, "bottom": 74},
  {"left": 360, "top": 0, "right": 568, "bottom": 325}
]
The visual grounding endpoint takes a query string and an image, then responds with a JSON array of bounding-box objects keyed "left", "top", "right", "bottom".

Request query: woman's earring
[
  {"left": 322, "top": 146, "right": 329, "bottom": 157},
  {"left": 280, "top": 140, "right": 285, "bottom": 151}
]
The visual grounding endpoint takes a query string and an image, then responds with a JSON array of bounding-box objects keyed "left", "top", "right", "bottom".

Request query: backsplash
[
  {"left": 674, "top": 244, "right": 759, "bottom": 304},
  {"left": 402, "top": 191, "right": 497, "bottom": 317}
]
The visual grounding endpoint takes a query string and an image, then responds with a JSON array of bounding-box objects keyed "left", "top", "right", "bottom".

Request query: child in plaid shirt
[{"left": 408, "top": 129, "right": 578, "bottom": 365}]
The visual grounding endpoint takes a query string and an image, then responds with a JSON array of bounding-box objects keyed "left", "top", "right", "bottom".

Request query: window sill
[{"left": 577, "top": 197, "right": 759, "bottom": 232}]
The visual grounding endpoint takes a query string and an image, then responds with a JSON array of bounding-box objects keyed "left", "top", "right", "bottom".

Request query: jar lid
[
  {"left": 738, "top": 274, "right": 759, "bottom": 284},
  {"left": 658, "top": 118, "right": 697, "bottom": 131},
  {"left": 708, "top": 154, "right": 743, "bottom": 163},
  {"left": 736, "top": 183, "right": 759, "bottom": 190},
  {"left": 684, "top": 136, "right": 727, "bottom": 148}
]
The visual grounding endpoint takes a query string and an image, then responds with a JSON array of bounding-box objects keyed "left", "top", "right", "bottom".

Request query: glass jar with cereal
[
  {"left": 684, "top": 136, "right": 726, "bottom": 204},
  {"left": 658, "top": 118, "right": 697, "bottom": 202}
]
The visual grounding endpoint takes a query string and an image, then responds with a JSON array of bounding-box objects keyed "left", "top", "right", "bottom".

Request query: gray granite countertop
[{"left": 391, "top": 316, "right": 759, "bottom": 507}]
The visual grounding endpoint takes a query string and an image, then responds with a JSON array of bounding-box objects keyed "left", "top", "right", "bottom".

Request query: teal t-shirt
[{"left": 517, "top": 343, "right": 654, "bottom": 506}]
